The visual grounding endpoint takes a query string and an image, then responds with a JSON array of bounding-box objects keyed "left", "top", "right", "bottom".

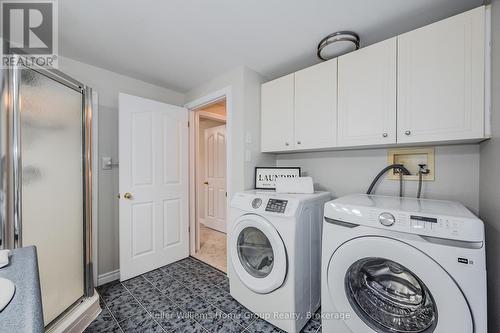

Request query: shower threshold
[{"left": 45, "top": 292, "right": 100, "bottom": 333}]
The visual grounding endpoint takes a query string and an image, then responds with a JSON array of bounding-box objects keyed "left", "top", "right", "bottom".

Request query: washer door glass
[
  {"left": 345, "top": 257, "right": 437, "bottom": 333},
  {"left": 230, "top": 214, "right": 287, "bottom": 293},
  {"left": 237, "top": 227, "right": 274, "bottom": 278}
]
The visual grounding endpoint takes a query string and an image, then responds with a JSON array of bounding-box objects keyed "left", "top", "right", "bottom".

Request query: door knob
[
  {"left": 297, "top": 141, "right": 301, "bottom": 145},
  {"left": 285, "top": 142, "right": 290, "bottom": 146},
  {"left": 204, "top": 181, "right": 209, "bottom": 185},
  {"left": 382, "top": 133, "right": 388, "bottom": 138},
  {"left": 124, "top": 192, "right": 133, "bottom": 199},
  {"left": 405, "top": 130, "right": 411, "bottom": 136}
]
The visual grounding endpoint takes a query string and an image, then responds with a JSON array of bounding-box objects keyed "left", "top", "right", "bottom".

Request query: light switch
[{"left": 102, "top": 157, "right": 112, "bottom": 170}]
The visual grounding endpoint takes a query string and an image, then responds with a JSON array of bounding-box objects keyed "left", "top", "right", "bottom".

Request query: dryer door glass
[
  {"left": 345, "top": 257, "right": 437, "bottom": 333},
  {"left": 237, "top": 227, "right": 274, "bottom": 278}
]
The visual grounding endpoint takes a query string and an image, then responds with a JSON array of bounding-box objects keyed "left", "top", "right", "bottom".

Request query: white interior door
[
  {"left": 119, "top": 93, "right": 189, "bottom": 281},
  {"left": 203, "top": 125, "right": 227, "bottom": 233}
]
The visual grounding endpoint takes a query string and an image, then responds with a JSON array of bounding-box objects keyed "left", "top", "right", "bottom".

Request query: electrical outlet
[
  {"left": 387, "top": 148, "right": 435, "bottom": 181},
  {"left": 245, "top": 150, "right": 252, "bottom": 162},
  {"left": 245, "top": 132, "right": 252, "bottom": 144}
]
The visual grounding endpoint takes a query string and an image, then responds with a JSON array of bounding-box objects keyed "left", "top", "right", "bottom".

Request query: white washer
[
  {"left": 229, "top": 190, "right": 330, "bottom": 332},
  {"left": 321, "top": 194, "right": 487, "bottom": 333}
]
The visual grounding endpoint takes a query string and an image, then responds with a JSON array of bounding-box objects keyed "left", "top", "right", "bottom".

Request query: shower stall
[{"left": 0, "top": 59, "right": 94, "bottom": 326}]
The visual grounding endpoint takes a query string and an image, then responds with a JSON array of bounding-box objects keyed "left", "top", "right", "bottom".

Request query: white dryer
[
  {"left": 321, "top": 194, "right": 487, "bottom": 333},
  {"left": 229, "top": 190, "right": 330, "bottom": 332}
]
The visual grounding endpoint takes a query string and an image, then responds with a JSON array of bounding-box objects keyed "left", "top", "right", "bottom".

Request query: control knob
[
  {"left": 379, "top": 212, "right": 395, "bottom": 227},
  {"left": 252, "top": 198, "right": 262, "bottom": 209}
]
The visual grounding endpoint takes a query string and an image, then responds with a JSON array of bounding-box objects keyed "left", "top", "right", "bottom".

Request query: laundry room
[{"left": 0, "top": 1, "right": 499, "bottom": 333}]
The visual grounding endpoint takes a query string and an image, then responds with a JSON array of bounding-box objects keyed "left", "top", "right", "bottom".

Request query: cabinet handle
[
  {"left": 405, "top": 130, "right": 411, "bottom": 136},
  {"left": 382, "top": 133, "right": 388, "bottom": 138},
  {"left": 285, "top": 142, "right": 290, "bottom": 146},
  {"left": 297, "top": 141, "right": 301, "bottom": 145}
]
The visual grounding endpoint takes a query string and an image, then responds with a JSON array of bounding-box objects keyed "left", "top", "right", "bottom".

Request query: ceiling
[{"left": 59, "top": 0, "right": 484, "bottom": 92}]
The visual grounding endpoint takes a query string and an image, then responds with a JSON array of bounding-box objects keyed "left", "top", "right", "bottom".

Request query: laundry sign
[{"left": 255, "top": 167, "right": 301, "bottom": 190}]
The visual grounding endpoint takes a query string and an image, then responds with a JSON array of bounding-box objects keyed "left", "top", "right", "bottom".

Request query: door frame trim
[
  {"left": 185, "top": 87, "right": 232, "bottom": 256},
  {"left": 198, "top": 110, "right": 226, "bottom": 122},
  {"left": 91, "top": 91, "right": 99, "bottom": 288}
]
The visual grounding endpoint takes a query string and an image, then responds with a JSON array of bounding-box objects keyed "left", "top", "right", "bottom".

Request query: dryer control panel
[
  {"left": 231, "top": 191, "right": 330, "bottom": 217},
  {"left": 265, "top": 199, "right": 288, "bottom": 213},
  {"left": 230, "top": 192, "right": 297, "bottom": 216}
]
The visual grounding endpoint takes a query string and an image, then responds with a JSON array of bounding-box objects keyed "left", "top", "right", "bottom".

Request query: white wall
[
  {"left": 58, "top": 57, "right": 185, "bottom": 279},
  {"left": 479, "top": 1, "right": 500, "bottom": 331},
  {"left": 276, "top": 145, "right": 480, "bottom": 213},
  {"left": 186, "top": 66, "right": 276, "bottom": 195},
  {"left": 243, "top": 68, "right": 276, "bottom": 189}
]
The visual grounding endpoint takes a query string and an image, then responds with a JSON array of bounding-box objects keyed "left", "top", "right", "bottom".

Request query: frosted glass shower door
[{"left": 20, "top": 69, "right": 84, "bottom": 324}]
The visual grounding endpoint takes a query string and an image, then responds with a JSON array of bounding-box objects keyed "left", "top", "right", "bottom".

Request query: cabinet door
[
  {"left": 338, "top": 38, "right": 397, "bottom": 147},
  {"left": 397, "top": 7, "right": 485, "bottom": 143},
  {"left": 261, "top": 74, "right": 294, "bottom": 152},
  {"left": 294, "top": 59, "right": 337, "bottom": 150}
]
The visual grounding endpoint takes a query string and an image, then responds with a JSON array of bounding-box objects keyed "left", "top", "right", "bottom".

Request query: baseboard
[{"left": 97, "top": 269, "right": 120, "bottom": 286}]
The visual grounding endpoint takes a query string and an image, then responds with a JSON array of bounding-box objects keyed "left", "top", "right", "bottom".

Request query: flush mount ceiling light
[{"left": 317, "top": 31, "right": 360, "bottom": 61}]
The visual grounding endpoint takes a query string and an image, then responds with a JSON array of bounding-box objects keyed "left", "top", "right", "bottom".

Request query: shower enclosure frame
[{"left": 0, "top": 57, "right": 95, "bottom": 307}]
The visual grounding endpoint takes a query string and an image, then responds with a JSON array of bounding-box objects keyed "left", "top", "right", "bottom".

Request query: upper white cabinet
[
  {"left": 338, "top": 38, "right": 397, "bottom": 147},
  {"left": 295, "top": 59, "right": 337, "bottom": 150},
  {"left": 261, "top": 6, "right": 489, "bottom": 153},
  {"left": 397, "top": 6, "right": 485, "bottom": 143},
  {"left": 261, "top": 74, "right": 294, "bottom": 152},
  {"left": 261, "top": 61, "right": 337, "bottom": 152}
]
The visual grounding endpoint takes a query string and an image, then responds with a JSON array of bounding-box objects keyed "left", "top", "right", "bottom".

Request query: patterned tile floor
[{"left": 87, "top": 257, "right": 322, "bottom": 333}]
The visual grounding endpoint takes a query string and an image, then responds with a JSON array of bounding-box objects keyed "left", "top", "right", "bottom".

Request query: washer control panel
[
  {"left": 324, "top": 195, "right": 484, "bottom": 243},
  {"left": 265, "top": 199, "right": 288, "bottom": 213},
  {"left": 409, "top": 215, "right": 438, "bottom": 231},
  {"left": 369, "top": 210, "right": 478, "bottom": 241}
]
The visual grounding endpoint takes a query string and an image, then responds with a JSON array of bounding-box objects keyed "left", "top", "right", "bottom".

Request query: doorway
[{"left": 192, "top": 100, "right": 228, "bottom": 272}]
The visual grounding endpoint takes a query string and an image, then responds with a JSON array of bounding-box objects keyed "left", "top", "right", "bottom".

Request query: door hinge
[{"left": 187, "top": 121, "right": 190, "bottom": 127}]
